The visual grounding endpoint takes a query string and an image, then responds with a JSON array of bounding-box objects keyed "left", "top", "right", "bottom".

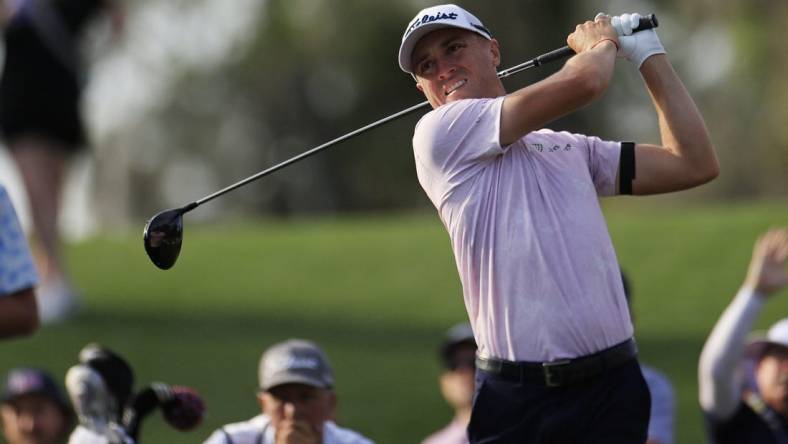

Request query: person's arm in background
[
  {"left": 0, "top": 288, "right": 38, "bottom": 337},
  {"left": 0, "top": 185, "right": 39, "bottom": 338},
  {"left": 699, "top": 228, "right": 788, "bottom": 419}
]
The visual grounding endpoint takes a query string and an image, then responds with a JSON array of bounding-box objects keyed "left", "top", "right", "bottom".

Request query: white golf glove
[{"left": 596, "top": 12, "right": 665, "bottom": 68}]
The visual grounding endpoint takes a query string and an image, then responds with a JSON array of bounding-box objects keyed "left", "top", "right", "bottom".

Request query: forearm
[
  {"left": 640, "top": 55, "right": 719, "bottom": 184},
  {"left": 0, "top": 288, "right": 39, "bottom": 338},
  {"left": 698, "top": 287, "right": 763, "bottom": 418},
  {"left": 500, "top": 43, "right": 616, "bottom": 145}
]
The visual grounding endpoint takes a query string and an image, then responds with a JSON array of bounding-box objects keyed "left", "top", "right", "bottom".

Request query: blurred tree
[{"left": 91, "top": 0, "right": 786, "bottom": 223}]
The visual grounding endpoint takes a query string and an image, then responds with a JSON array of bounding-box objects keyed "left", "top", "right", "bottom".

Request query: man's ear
[
  {"left": 416, "top": 81, "right": 424, "bottom": 93},
  {"left": 490, "top": 38, "right": 501, "bottom": 68},
  {"left": 256, "top": 391, "right": 267, "bottom": 412}
]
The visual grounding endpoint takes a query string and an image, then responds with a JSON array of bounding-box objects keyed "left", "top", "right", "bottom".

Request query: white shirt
[
  {"left": 421, "top": 417, "right": 468, "bottom": 444},
  {"left": 413, "top": 97, "right": 633, "bottom": 361},
  {"left": 203, "top": 414, "right": 374, "bottom": 444},
  {"left": 67, "top": 424, "right": 133, "bottom": 444}
]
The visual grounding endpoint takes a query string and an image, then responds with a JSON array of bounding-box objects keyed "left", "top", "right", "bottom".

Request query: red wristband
[{"left": 592, "top": 38, "right": 619, "bottom": 51}]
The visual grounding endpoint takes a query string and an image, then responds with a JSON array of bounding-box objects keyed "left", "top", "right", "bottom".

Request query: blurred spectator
[
  {"left": 0, "top": 0, "right": 124, "bottom": 323},
  {"left": 621, "top": 271, "right": 675, "bottom": 444},
  {"left": 699, "top": 228, "right": 788, "bottom": 443},
  {"left": 0, "top": 183, "right": 39, "bottom": 337},
  {"left": 1, "top": 367, "right": 74, "bottom": 444},
  {"left": 203, "top": 339, "right": 373, "bottom": 444},
  {"left": 422, "top": 323, "right": 476, "bottom": 444}
]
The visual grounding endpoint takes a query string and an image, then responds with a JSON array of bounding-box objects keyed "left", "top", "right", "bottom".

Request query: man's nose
[
  {"left": 17, "top": 412, "right": 36, "bottom": 433},
  {"left": 437, "top": 59, "right": 456, "bottom": 79}
]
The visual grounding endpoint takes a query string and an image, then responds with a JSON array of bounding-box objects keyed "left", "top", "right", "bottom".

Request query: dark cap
[
  {"left": 1, "top": 368, "right": 70, "bottom": 412},
  {"left": 258, "top": 339, "right": 334, "bottom": 391},
  {"left": 440, "top": 323, "right": 476, "bottom": 368}
]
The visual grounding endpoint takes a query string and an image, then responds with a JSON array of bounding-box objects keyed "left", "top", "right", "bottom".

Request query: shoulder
[
  {"left": 416, "top": 98, "right": 502, "bottom": 137},
  {"left": 204, "top": 415, "right": 269, "bottom": 444},
  {"left": 421, "top": 419, "right": 467, "bottom": 444},
  {"left": 68, "top": 426, "right": 109, "bottom": 444},
  {"left": 325, "top": 421, "right": 375, "bottom": 444}
]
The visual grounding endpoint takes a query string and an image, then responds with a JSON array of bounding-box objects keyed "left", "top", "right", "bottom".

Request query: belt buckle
[{"left": 542, "top": 359, "right": 570, "bottom": 387}]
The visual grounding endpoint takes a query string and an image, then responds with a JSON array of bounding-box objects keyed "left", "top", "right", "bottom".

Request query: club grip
[
  {"left": 533, "top": 14, "right": 659, "bottom": 67},
  {"left": 634, "top": 14, "right": 658, "bottom": 32}
]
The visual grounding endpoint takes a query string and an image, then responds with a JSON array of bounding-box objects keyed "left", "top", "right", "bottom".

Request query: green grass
[{"left": 1, "top": 200, "right": 786, "bottom": 443}]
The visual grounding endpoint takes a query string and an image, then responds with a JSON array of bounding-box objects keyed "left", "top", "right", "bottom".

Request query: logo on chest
[{"left": 528, "top": 143, "right": 573, "bottom": 153}]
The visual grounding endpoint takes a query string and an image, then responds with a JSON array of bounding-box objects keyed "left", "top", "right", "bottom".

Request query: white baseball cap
[
  {"left": 746, "top": 318, "right": 788, "bottom": 358},
  {"left": 398, "top": 4, "right": 492, "bottom": 74}
]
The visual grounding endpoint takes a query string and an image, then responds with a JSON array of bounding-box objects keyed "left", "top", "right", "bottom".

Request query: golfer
[{"left": 399, "top": 4, "right": 718, "bottom": 442}]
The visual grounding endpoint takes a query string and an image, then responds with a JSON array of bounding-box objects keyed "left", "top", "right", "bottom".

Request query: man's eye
[
  {"left": 448, "top": 43, "right": 464, "bottom": 53},
  {"left": 418, "top": 61, "right": 434, "bottom": 74}
]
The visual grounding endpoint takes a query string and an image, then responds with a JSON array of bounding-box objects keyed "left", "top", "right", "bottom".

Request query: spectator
[
  {"left": 0, "top": 183, "right": 39, "bottom": 337},
  {"left": 0, "top": 0, "right": 124, "bottom": 323},
  {"left": 422, "top": 323, "right": 476, "bottom": 444},
  {"left": 699, "top": 228, "right": 788, "bottom": 443},
  {"left": 1, "top": 367, "right": 74, "bottom": 444},
  {"left": 203, "top": 339, "right": 374, "bottom": 444},
  {"left": 621, "top": 271, "right": 675, "bottom": 444}
]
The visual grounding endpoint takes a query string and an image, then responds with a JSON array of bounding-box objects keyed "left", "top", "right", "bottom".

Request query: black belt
[{"left": 475, "top": 338, "right": 637, "bottom": 388}]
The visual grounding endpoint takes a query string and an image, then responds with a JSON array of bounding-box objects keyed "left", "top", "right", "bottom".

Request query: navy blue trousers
[{"left": 468, "top": 359, "right": 651, "bottom": 444}]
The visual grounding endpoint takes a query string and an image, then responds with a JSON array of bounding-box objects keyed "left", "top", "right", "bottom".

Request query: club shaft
[{"left": 189, "top": 14, "right": 658, "bottom": 210}]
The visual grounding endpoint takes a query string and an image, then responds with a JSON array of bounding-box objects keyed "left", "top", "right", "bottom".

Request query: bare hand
[
  {"left": 275, "top": 419, "right": 322, "bottom": 444},
  {"left": 567, "top": 15, "right": 619, "bottom": 54},
  {"left": 744, "top": 228, "right": 788, "bottom": 296}
]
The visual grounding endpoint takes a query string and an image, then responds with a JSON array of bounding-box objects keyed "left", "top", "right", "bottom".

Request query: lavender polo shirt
[{"left": 413, "top": 97, "right": 633, "bottom": 362}]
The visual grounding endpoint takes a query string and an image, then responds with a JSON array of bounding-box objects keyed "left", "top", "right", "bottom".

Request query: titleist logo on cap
[
  {"left": 407, "top": 11, "right": 459, "bottom": 35},
  {"left": 269, "top": 356, "right": 320, "bottom": 372}
]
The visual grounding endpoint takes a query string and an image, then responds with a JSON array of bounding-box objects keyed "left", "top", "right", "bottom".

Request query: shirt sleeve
[
  {"left": 412, "top": 98, "right": 504, "bottom": 205},
  {"left": 0, "top": 186, "right": 38, "bottom": 296},
  {"left": 698, "top": 287, "right": 764, "bottom": 420},
  {"left": 201, "top": 429, "right": 228, "bottom": 444},
  {"left": 581, "top": 135, "right": 621, "bottom": 197}
]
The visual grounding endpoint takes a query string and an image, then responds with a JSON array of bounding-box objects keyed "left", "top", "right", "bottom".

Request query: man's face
[
  {"left": 258, "top": 383, "right": 336, "bottom": 443},
  {"left": 411, "top": 28, "right": 503, "bottom": 108},
  {"left": 0, "top": 395, "right": 68, "bottom": 444},
  {"left": 440, "top": 343, "right": 476, "bottom": 410},
  {"left": 756, "top": 345, "right": 788, "bottom": 417}
]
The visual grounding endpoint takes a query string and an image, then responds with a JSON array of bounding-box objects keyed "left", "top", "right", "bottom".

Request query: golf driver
[{"left": 144, "top": 14, "right": 658, "bottom": 270}]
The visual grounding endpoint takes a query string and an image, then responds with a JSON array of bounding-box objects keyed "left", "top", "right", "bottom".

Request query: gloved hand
[{"left": 596, "top": 12, "right": 665, "bottom": 68}]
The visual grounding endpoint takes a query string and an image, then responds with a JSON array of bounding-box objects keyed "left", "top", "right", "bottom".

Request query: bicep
[{"left": 631, "top": 143, "right": 715, "bottom": 195}]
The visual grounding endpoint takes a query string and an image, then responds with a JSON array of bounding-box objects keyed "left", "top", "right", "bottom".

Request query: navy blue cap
[{"left": 1, "top": 368, "right": 70, "bottom": 412}]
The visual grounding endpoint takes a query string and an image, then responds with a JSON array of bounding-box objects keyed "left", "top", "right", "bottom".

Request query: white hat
[
  {"left": 398, "top": 4, "right": 492, "bottom": 74},
  {"left": 746, "top": 318, "right": 788, "bottom": 358}
]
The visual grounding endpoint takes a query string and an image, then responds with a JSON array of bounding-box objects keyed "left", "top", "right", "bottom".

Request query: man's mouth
[{"left": 445, "top": 79, "right": 467, "bottom": 96}]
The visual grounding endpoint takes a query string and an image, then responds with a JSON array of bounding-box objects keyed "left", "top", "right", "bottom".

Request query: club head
[{"left": 143, "top": 208, "right": 185, "bottom": 270}]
